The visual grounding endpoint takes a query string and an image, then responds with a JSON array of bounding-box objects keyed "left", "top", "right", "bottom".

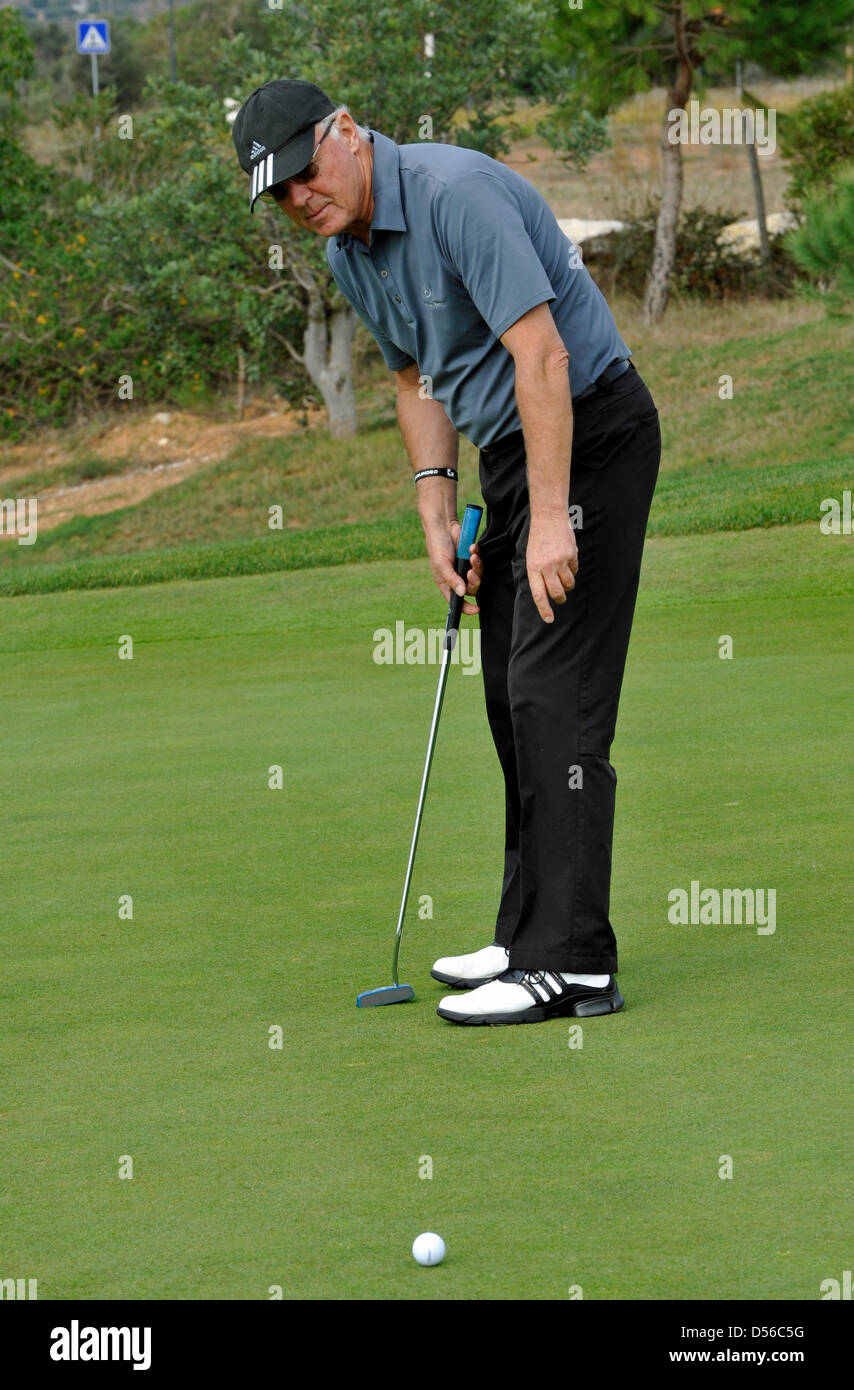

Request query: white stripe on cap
[
  {"left": 265, "top": 152, "right": 273, "bottom": 189},
  {"left": 251, "top": 164, "right": 258, "bottom": 202}
]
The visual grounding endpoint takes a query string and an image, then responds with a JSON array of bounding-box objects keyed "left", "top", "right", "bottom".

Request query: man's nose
[{"left": 288, "top": 181, "right": 314, "bottom": 209}]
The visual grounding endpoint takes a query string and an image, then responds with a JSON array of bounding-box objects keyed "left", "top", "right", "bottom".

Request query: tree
[
  {"left": 787, "top": 168, "right": 854, "bottom": 305},
  {"left": 542, "top": 0, "right": 854, "bottom": 322},
  {"left": 779, "top": 83, "right": 854, "bottom": 207},
  {"left": 0, "top": 7, "right": 35, "bottom": 102},
  {"left": 1, "top": 75, "right": 306, "bottom": 435},
  {"left": 218, "top": 0, "right": 550, "bottom": 154}
]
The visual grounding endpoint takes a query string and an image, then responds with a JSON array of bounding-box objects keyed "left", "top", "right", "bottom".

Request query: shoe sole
[
  {"left": 430, "top": 968, "right": 504, "bottom": 989},
  {"left": 436, "top": 989, "right": 625, "bottom": 1026}
]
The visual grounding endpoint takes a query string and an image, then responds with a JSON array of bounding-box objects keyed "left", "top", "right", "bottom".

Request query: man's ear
[{"left": 339, "top": 113, "right": 361, "bottom": 150}]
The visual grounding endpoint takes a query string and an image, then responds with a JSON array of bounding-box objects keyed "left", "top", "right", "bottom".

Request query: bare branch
[
  {"left": 283, "top": 250, "right": 322, "bottom": 297},
  {"left": 269, "top": 328, "right": 305, "bottom": 365},
  {"left": 0, "top": 252, "right": 26, "bottom": 276}
]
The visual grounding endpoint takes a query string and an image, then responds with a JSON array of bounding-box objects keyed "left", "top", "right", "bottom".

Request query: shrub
[
  {"left": 779, "top": 84, "right": 854, "bottom": 208},
  {"left": 585, "top": 200, "right": 802, "bottom": 301},
  {"left": 786, "top": 167, "right": 854, "bottom": 306}
]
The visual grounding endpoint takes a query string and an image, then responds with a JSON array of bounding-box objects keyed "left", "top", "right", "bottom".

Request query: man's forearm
[
  {"left": 396, "top": 384, "right": 460, "bottom": 530},
  {"left": 514, "top": 355, "right": 573, "bottom": 516}
]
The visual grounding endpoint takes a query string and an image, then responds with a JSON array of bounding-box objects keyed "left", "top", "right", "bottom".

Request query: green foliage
[
  {"left": 538, "top": 2, "right": 708, "bottom": 173},
  {"left": 0, "top": 78, "right": 309, "bottom": 437},
  {"left": 87, "top": 156, "right": 305, "bottom": 391},
  {"left": 540, "top": 0, "right": 854, "bottom": 156},
  {"left": 0, "top": 128, "right": 50, "bottom": 225},
  {"left": 155, "top": 0, "right": 276, "bottom": 92},
  {"left": 0, "top": 7, "right": 35, "bottom": 102},
  {"left": 720, "top": 1, "right": 854, "bottom": 78},
  {"left": 542, "top": 1, "right": 717, "bottom": 115},
  {"left": 217, "top": 0, "right": 552, "bottom": 157},
  {"left": 786, "top": 168, "right": 854, "bottom": 305},
  {"left": 780, "top": 84, "right": 854, "bottom": 207},
  {"left": 535, "top": 102, "right": 611, "bottom": 174}
]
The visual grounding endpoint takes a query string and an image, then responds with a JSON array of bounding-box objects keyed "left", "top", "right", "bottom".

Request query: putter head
[{"left": 356, "top": 984, "right": 415, "bottom": 1008}]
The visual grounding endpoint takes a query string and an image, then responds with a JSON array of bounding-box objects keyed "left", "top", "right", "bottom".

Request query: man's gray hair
[{"left": 328, "top": 104, "right": 371, "bottom": 141}]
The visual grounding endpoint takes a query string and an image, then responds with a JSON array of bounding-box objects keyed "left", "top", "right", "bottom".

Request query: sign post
[{"left": 76, "top": 20, "right": 110, "bottom": 135}]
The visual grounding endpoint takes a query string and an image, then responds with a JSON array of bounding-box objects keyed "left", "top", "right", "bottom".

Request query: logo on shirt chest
[{"left": 422, "top": 284, "right": 446, "bottom": 308}]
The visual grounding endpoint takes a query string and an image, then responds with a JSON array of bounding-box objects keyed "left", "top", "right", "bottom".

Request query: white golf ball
[{"left": 412, "top": 1232, "right": 446, "bottom": 1266}]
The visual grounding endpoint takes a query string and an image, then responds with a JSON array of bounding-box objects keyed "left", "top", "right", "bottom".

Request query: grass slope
[
  {"left": 1, "top": 450, "right": 851, "bottom": 597},
  {"left": 2, "top": 525, "right": 851, "bottom": 1299},
  {"left": 1, "top": 305, "right": 852, "bottom": 596}
]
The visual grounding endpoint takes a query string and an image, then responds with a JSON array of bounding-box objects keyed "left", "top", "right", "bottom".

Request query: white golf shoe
[
  {"left": 430, "top": 942, "right": 510, "bottom": 989},
  {"left": 436, "top": 969, "right": 624, "bottom": 1026}
]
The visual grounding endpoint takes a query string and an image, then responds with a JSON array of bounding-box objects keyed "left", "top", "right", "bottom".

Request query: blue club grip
[
  {"left": 457, "top": 504, "right": 483, "bottom": 561},
  {"left": 445, "top": 503, "right": 483, "bottom": 642}
]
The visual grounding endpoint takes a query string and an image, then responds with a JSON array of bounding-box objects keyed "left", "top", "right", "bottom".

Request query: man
[{"left": 233, "top": 80, "right": 661, "bottom": 1027}]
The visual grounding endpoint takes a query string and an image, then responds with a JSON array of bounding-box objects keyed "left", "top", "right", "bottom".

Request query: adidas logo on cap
[{"left": 250, "top": 140, "right": 266, "bottom": 160}]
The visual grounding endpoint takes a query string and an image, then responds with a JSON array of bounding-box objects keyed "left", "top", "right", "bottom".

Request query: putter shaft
[
  {"left": 387, "top": 502, "right": 482, "bottom": 989},
  {"left": 392, "top": 639, "right": 455, "bottom": 985}
]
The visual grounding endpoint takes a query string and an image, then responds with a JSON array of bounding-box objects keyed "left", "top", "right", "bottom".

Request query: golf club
[{"left": 356, "top": 502, "right": 484, "bottom": 1007}]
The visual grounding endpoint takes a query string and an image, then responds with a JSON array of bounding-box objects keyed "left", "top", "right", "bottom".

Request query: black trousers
[{"left": 476, "top": 363, "right": 661, "bottom": 974}]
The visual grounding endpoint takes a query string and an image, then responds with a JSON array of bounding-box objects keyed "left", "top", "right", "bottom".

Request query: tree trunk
[
  {"left": 236, "top": 345, "right": 246, "bottom": 421},
  {"left": 275, "top": 232, "right": 360, "bottom": 437},
  {"left": 746, "top": 135, "right": 771, "bottom": 265},
  {"left": 324, "top": 301, "right": 359, "bottom": 438},
  {"left": 736, "top": 65, "right": 771, "bottom": 269},
  {"left": 644, "top": 110, "right": 684, "bottom": 324},
  {"left": 643, "top": 5, "right": 694, "bottom": 325},
  {"left": 301, "top": 287, "right": 359, "bottom": 438}
]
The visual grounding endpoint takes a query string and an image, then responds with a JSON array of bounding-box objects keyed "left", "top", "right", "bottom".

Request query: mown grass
[
  {"left": 2, "top": 526, "right": 851, "bottom": 1299},
  {"left": 0, "top": 514, "right": 425, "bottom": 597}
]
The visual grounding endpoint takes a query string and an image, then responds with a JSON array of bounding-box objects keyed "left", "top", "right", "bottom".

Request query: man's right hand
[{"left": 425, "top": 522, "right": 483, "bottom": 615}]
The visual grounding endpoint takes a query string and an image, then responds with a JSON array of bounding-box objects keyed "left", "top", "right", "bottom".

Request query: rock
[
  {"left": 557, "top": 218, "right": 626, "bottom": 244},
  {"left": 153, "top": 412, "right": 172, "bottom": 425},
  {"left": 717, "top": 211, "right": 800, "bottom": 254}
]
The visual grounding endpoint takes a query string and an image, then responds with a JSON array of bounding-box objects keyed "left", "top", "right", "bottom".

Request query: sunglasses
[{"left": 264, "top": 114, "right": 337, "bottom": 201}]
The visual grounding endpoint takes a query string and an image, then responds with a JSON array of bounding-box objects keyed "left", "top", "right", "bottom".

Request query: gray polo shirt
[{"left": 326, "top": 129, "right": 631, "bottom": 449}]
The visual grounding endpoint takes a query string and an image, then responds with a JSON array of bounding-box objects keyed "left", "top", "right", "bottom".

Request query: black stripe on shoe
[{"left": 437, "top": 970, "right": 625, "bottom": 1026}]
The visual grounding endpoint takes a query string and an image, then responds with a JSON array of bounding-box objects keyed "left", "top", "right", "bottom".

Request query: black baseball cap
[{"left": 232, "top": 79, "right": 337, "bottom": 212}]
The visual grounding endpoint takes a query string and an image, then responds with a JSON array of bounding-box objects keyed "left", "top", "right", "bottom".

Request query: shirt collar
[{"left": 334, "top": 129, "right": 406, "bottom": 250}]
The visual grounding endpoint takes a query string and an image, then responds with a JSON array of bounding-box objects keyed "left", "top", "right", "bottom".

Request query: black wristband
[{"left": 413, "top": 467, "right": 458, "bottom": 483}]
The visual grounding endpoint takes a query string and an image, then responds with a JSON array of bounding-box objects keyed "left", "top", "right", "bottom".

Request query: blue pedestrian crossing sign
[{"left": 77, "top": 21, "right": 110, "bottom": 55}]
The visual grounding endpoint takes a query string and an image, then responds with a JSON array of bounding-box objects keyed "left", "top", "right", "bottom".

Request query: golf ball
[{"left": 412, "top": 1232, "right": 446, "bottom": 1266}]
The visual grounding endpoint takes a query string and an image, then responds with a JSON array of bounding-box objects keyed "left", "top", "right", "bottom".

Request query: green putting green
[{"left": 1, "top": 523, "right": 851, "bottom": 1300}]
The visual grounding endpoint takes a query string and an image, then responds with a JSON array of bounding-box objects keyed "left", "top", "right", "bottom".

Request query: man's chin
[{"left": 305, "top": 204, "right": 340, "bottom": 235}]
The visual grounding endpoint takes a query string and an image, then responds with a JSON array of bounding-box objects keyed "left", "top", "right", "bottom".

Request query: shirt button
[
  {"left": 394, "top": 295, "right": 401, "bottom": 302},
  {"left": 380, "top": 270, "right": 388, "bottom": 277}
]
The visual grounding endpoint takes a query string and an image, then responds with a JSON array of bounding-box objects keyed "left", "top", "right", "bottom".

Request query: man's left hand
[{"left": 526, "top": 511, "right": 578, "bottom": 624}]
